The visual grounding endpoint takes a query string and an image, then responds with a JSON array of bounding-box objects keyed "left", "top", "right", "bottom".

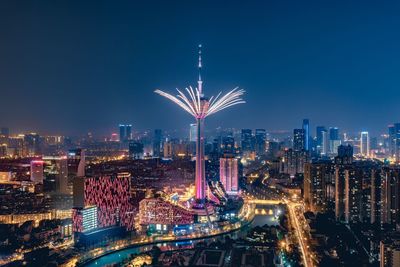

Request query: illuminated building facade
[
  {"left": 139, "top": 198, "right": 194, "bottom": 227},
  {"left": 43, "top": 156, "right": 68, "bottom": 194},
  {"left": 68, "top": 148, "right": 85, "bottom": 177},
  {"left": 30, "top": 160, "right": 44, "bottom": 184},
  {"left": 72, "top": 173, "right": 135, "bottom": 233},
  {"left": 219, "top": 155, "right": 239, "bottom": 195},
  {"left": 360, "top": 131, "right": 370, "bottom": 157}
]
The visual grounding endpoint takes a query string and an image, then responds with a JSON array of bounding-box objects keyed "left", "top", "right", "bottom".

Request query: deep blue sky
[{"left": 1, "top": 1, "right": 400, "bottom": 136}]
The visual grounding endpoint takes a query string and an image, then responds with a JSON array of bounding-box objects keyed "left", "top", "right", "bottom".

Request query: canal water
[{"left": 84, "top": 204, "right": 281, "bottom": 267}]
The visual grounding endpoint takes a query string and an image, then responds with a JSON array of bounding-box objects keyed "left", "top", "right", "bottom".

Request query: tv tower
[{"left": 155, "top": 45, "right": 245, "bottom": 206}]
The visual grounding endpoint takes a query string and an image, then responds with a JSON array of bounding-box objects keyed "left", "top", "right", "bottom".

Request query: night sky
[{"left": 1, "top": 1, "right": 400, "bottom": 136}]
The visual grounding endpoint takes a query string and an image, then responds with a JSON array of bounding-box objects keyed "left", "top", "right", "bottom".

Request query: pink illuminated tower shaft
[{"left": 195, "top": 117, "right": 205, "bottom": 200}]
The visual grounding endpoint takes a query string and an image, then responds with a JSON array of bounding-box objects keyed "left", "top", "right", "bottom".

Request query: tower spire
[{"left": 198, "top": 44, "right": 203, "bottom": 96}]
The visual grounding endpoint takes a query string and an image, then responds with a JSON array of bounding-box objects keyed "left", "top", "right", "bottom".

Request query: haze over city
[{"left": 1, "top": 1, "right": 400, "bottom": 135}]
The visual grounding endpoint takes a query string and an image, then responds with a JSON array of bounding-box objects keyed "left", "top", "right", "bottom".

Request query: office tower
[
  {"left": 360, "top": 131, "right": 370, "bottom": 157},
  {"left": 380, "top": 167, "right": 400, "bottom": 226},
  {"left": 189, "top": 123, "right": 197, "bottom": 142},
  {"left": 254, "top": 129, "right": 266, "bottom": 155},
  {"left": 119, "top": 124, "right": 132, "bottom": 142},
  {"left": 72, "top": 173, "right": 135, "bottom": 234},
  {"left": 219, "top": 155, "right": 239, "bottom": 195},
  {"left": 221, "top": 136, "right": 235, "bottom": 154},
  {"left": 302, "top": 119, "right": 310, "bottom": 151},
  {"left": 153, "top": 129, "right": 162, "bottom": 157},
  {"left": 129, "top": 141, "right": 144, "bottom": 159},
  {"left": 316, "top": 126, "right": 326, "bottom": 153},
  {"left": 344, "top": 167, "right": 362, "bottom": 223},
  {"left": 119, "top": 124, "right": 126, "bottom": 141},
  {"left": 126, "top": 124, "right": 132, "bottom": 140},
  {"left": 30, "top": 160, "right": 44, "bottom": 184},
  {"left": 380, "top": 234, "right": 400, "bottom": 267},
  {"left": 68, "top": 149, "right": 85, "bottom": 177},
  {"left": 388, "top": 123, "right": 400, "bottom": 162},
  {"left": 293, "top": 129, "right": 305, "bottom": 151},
  {"left": 43, "top": 156, "right": 69, "bottom": 194},
  {"left": 329, "top": 127, "right": 341, "bottom": 155},
  {"left": 241, "top": 129, "right": 253, "bottom": 152},
  {"left": 304, "top": 161, "right": 332, "bottom": 212}
]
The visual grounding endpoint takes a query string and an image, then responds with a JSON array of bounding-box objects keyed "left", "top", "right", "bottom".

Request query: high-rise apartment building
[{"left": 360, "top": 131, "right": 370, "bottom": 157}]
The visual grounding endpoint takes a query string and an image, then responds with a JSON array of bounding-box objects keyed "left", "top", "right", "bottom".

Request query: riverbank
[{"left": 60, "top": 206, "right": 254, "bottom": 267}]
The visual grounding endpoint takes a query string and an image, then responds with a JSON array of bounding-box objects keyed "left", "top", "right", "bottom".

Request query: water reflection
[{"left": 85, "top": 205, "right": 281, "bottom": 267}]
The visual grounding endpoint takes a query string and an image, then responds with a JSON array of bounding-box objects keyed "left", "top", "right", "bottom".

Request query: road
[{"left": 285, "top": 200, "right": 315, "bottom": 267}]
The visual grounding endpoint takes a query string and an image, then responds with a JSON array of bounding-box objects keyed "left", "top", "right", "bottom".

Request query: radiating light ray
[{"left": 155, "top": 87, "right": 245, "bottom": 119}]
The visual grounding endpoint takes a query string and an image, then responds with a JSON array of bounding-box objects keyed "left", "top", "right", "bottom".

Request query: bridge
[{"left": 247, "top": 199, "right": 283, "bottom": 205}]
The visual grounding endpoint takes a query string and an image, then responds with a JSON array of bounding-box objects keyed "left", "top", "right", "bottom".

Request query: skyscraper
[
  {"left": 129, "top": 141, "right": 144, "bottom": 159},
  {"left": 241, "top": 129, "right": 253, "bottom": 153},
  {"left": 255, "top": 129, "right": 266, "bottom": 155},
  {"left": 329, "top": 127, "right": 341, "bottom": 155},
  {"left": 388, "top": 123, "right": 400, "bottom": 162},
  {"left": 153, "top": 129, "right": 162, "bottom": 157},
  {"left": 67, "top": 149, "right": 85, "bottom": 177},
  {"left": 189, "top": 123, "right": 197, "bottom": 142},
  {"left": 119, "top": 124, "right": 132, "bottom": 142},
  {"left": 334, "top": 145, "right": 353, "bottom": 221},
  {"left": 321, "top": 130, "right": 329, "bottom": 155},
  {"left": 219, "top": 155, "right": 239, "bottom": 195},
  {"left": 43, "top": 156, "right": 68, "bottom": 194},
  {"left": 304, "top": 161, "right": 333, "bottom": 212},
  {"left": 316, "top": 126, "right": 326, "bottom": 150},
  {"left": 293, "top": 129, "right": 305, "bottom": 151},
  {"left": 360, "top": 131, "right": 370, "bottom": 157},
  {"left": 302, "top": 119, "right": 310, "bottom": 151},
  {"left": 344, "top": 167, "right": 362, "bottom": 223},
  {"left": 380, "top": 233, "right": 400, "bottom": 267}
]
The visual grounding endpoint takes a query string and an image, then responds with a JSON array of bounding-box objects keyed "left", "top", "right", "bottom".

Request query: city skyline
[{"left": 1, "top": 1, "right": 400, "bottom": 135}]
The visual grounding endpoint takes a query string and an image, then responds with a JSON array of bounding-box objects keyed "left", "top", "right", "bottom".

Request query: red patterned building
[{"left": 73, "top": 172, "right": 135, "bottom": 233}]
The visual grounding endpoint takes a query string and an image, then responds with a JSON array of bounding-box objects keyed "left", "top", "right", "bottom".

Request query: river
[{"left": 84, "top": 204, "right": 281, "bottom": 267}]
